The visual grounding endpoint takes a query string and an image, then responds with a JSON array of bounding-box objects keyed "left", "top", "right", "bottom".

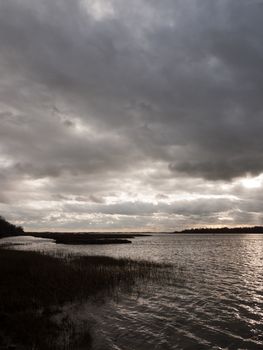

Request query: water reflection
[{"left": 1, "top": 234, "right": 263, "bottom": 349}]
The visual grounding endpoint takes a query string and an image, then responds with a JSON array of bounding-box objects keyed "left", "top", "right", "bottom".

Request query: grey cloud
[
  {"left": 1, "top": 0, "right": 263, "bottom": 229},
  {"left": 62, "top": 197, "right": 236, "bottom": 217},
  {"left": 1, "top": 0, "right": 263, "bottom": 180}
]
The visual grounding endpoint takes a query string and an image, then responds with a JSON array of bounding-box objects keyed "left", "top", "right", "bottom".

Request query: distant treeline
[
  {"left": 0, "top": 216, "right": 24, "bottom": 238},
  {"left": 174, "top": 226, "right": 263, "bottom": 234}
]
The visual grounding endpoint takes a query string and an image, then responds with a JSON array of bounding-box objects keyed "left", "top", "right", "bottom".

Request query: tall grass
[{"left": 0, "top": 248, "right": 171, "bottom": 349}]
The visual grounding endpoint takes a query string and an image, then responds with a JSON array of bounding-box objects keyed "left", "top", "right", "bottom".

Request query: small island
[{"left": 29, "top": 231, "right": 150, "bottom": 245}]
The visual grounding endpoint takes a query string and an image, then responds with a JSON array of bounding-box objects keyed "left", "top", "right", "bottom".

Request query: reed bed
[{"left": 0, "top": 248, "right": 171, "bottom": 349}]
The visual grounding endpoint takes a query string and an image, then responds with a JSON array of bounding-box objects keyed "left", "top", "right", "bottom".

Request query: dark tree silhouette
[
  {"left": 174, "top": 226, "right": 263, "bottom": 234},
  {"left": 0, "top": 216, "right": 24, "bottom": 238}
]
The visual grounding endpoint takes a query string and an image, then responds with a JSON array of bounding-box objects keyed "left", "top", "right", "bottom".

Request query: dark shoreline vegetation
[
  {"left": 0, "top": 217, "right": 172, "bottom": 348},
  {"left": 0, "top": 216, "right": 150, "bottom": 245},
  {"left": 0, "top": 216, "right": 24, "bottom": 238},
  {"left": 173, "top": 226, "right": 263, "bottom": 234},
  {"left": 0, "top": 247, "right": 171, "bottom": 349}
]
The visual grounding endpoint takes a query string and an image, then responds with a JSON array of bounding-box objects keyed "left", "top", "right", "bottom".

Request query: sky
[{"left": 1, "top": 0, "right": 263, "bottom": 232}]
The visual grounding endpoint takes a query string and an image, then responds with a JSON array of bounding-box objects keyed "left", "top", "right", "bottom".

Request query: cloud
[{"left": 1, "top": 0, "right": 263, "bottom": 229}]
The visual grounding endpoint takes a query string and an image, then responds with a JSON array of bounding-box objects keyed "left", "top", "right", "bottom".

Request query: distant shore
[{"left": 173, "top": 226, "right": 263, "bottom": 234}]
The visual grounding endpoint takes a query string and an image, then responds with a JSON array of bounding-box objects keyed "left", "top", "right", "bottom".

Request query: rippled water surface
[{"left": 2, "top": 233, "right": 263, "bottom": 349}]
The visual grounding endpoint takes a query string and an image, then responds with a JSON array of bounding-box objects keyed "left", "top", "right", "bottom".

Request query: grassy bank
[{"left": 0, "top": 248, "right": 170, "bottom": 349}]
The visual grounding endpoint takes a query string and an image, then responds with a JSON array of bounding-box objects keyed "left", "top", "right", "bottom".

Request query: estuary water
[{"left": 1, "top": 233, "right": 263, "bottom": 349}]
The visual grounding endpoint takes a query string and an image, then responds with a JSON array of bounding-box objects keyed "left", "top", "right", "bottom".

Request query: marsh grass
[{"left": 0, "top": 248, "right": 171, "bottom": 349}]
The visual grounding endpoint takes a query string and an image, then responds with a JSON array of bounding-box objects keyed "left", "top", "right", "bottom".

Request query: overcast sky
[{"left": 1, "top": 0, "right": 263, "bottom": 231}]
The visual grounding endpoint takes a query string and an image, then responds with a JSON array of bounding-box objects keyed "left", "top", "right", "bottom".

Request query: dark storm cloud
[
  {"left": 1, "top": 0, "right": 263, "bottom": 179},
  {"left": 1, "top": 0, "right": 263, "bottom": 229}
]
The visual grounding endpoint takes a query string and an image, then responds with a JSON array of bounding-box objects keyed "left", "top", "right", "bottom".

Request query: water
[{"left": 1, "top": 233, "right": 263, "bottom": 349}]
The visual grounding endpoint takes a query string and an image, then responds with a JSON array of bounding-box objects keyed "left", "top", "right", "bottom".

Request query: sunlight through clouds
[
  {"left": 81, "top": 0, "right": 115, "bottom": 20},
  {"left": 240, "top": 175, "right": 263, "bottom": 189}
]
